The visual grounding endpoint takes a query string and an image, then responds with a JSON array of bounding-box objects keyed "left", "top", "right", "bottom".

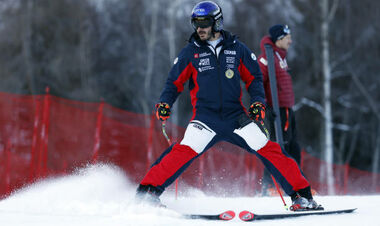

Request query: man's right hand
[{"left": 155, "top": 102, "right": 171, "bottom": 121}]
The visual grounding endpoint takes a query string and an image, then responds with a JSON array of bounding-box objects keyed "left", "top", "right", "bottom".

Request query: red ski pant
[{"left": 141, "top": 119, "right": 309, "bottom": 195}]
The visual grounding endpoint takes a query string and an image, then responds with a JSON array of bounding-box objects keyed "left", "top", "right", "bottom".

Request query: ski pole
[
  {"left": 264, "top": 43, "right": 289, "bottom": 210},
  {"left": 161, "top": 121, "right": 171, "bottom": 145},
  {"left": 271, "top": 175, "right": 288, "bottom": 210},
  {"left": 161, "top": 122, "right": 179, "bottom": 200}
]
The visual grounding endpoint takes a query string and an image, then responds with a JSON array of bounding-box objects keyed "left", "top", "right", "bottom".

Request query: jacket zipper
[
  {"left": 208, "top": 44, "right": 224, "bottom": 119},
  {"left": 203, "top": 39, "right": 233, "bottom": 119}
]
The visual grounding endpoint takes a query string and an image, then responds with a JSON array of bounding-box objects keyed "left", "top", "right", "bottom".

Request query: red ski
[{"left": 183, "top": 210, "right": 235, "bottom": 221}]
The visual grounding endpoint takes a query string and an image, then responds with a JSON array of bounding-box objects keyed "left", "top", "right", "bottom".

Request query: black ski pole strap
[{"left": 264, "top": 44, "right": 284, "bottom": 149}]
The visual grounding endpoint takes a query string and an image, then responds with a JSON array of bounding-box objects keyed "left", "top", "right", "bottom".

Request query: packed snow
[{"left": 0, "top": 164, "right": 378, "bottom": 226}]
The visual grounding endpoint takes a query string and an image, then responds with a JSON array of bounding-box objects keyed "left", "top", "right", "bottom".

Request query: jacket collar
[
  {"left": 260, "top": 35, "right": 287, "bottom": 58},
  {"left": 189, "top": 30, "right": 236, "bottom": 48}
]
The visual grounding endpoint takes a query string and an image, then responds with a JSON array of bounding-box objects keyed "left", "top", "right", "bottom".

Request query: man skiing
[{"left": 136, "top": 1, "right": 322, "bottom": 211}]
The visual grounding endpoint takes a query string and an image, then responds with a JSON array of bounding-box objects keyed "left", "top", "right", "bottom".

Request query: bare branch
[
  {"left": 293, "top": 97, "right": 324, "bottom": 115},
  {"left": 333, "top": 123, "right": 351, "bottom": 131},
  {"left": 331, "top": 27, "right": 375, "bottom": 70},
  {"left": 327, "top": 0, "right": 339, "bottom": 23},
  {"left": 331, "top": 50, "right": 354, "bottom": 71},
  {"left": 348, "top": 65, "right": 380, "bottom": 120}
]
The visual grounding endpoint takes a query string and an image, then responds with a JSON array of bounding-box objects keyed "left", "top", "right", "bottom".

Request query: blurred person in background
[{"left": 258, "top": 24, "right": 303, "bottom": 196}]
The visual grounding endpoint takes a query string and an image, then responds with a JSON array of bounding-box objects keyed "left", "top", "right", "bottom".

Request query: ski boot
[
  {"left": 135, "top": 184, "right": 166, "bottom": 208},
  {"left": 290, "top": 195, "right": 324, "bottom": 211},
  {"left": 290, "top": 187, "right": 323, "bottom": 211}
]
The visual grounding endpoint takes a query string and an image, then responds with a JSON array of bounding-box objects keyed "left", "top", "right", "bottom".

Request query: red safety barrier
[
  {"left": 0, "top": 90, "right": 379, "bottom": 199},
  {"left": 91, "top": 100, "right": 104, "bottom": 163}
]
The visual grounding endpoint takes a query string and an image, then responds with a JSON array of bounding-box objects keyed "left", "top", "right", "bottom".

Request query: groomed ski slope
[{"left": 0, "top": 164, "right": 377, "bottom": 226}]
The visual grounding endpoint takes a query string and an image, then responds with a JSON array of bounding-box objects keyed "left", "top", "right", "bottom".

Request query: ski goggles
[{"left": 191, "top": 17, "right": 214, "bottom": 29}]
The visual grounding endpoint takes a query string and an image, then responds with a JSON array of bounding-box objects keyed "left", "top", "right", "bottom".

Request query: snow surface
[{"left": 0, "top": 164, "right": 378, "bottom": 226}]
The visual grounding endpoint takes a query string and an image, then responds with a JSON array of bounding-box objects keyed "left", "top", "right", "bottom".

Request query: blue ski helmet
[{"left": 191, "top": 1, "right": 223, "bottom": 32}]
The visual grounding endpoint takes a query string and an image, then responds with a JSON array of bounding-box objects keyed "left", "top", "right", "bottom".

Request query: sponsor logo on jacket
[
  {"left": 199, "top": 58, "right": 210, "bottom": 66},
  {"left": 199, "top": 52, "right": 211, "bottom": 58},
  {"left": 198, "top": 58, "right": 214, "bottom": 72},
  {"left": 195, "top": 52, "right": 211, "bottom": 59},
  {"left": 224, "top": 50, "right": 236, "bottom": 55}
]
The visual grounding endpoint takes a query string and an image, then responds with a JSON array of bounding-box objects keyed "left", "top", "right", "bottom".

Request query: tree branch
[
  {"left": 293, "top": 97, "right": 324, "bottom": 115},
  {"left": 331, "top": 27, "right": 375, "bottom": 70},
  {"left": 327, "top": 0, "right": 339, "bottom": 23},
  {"left": 348, "top": 65, "right": 380, "bottom": 120}
]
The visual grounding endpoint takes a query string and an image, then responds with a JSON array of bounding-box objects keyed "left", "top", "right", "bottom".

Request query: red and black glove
[
  {"left": 248, "top": 102, "right": 266, "bottom": 121},
  {"left": 249, "top": 102, "right": 269, "bottom": 138},
  {"left": 155, "top": 102, "right": 171, "bottom": 121}
]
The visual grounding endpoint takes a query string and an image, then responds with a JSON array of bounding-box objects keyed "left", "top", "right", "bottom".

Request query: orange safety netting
[{"left": 0, "top": 90, "right": 379, "bottom": 198}]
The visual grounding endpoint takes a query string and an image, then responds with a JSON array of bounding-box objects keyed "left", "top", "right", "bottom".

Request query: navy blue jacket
[{"left": 160, "top": 30, "right": 265, "bottom": 120}]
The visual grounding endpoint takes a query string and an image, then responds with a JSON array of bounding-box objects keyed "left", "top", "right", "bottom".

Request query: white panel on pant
[
  {"left": 180, "top": 120, "right": 216, "bottom": 154},
  {"left": 233, "top": 122, "right": 268, "bottom": 151}
]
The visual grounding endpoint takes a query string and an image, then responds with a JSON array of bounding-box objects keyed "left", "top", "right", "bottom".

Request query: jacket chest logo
[
  {"left": 197, "top": 57, "right": 214, "bottom": 72},
  {"left": 275, "top": 51, "right": 288, "bottom": 69},
  {"left": 224, "top": 50, "right": 237, "bottom": 69},
  {"left": 224, "top": 50, "right": 236, "bottom": 55},
  {"left": 226, "top": 56, "right": 235, "bottom": 69},
  {"left": 194, "top": 52, "right": 211, "bottom": 58},
  {"left": 199, "top": 58, "right": 210, "bottom": 66}
]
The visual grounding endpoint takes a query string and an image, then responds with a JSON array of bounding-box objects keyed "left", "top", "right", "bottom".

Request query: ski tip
[
  {"left": 219, "top": 210, "right": 235, "bottom": 220},
  {"left": 239, "top": 210, "right": 255, "bottom": 221}
]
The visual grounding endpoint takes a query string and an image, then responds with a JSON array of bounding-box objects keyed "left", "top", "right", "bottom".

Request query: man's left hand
[{"left": 248, "top": 102, "right": 266, "bottom": 121}]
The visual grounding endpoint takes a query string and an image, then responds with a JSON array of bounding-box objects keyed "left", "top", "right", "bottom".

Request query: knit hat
[{"left": 269, "top": 24, "right": 291, "bottom": 43}]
